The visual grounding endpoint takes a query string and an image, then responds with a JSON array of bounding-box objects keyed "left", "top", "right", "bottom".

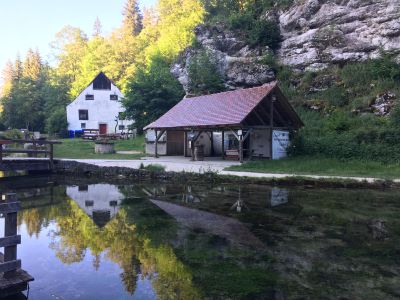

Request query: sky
[{"left": 0, "top": 0, "right": 155, "bottom": 78}]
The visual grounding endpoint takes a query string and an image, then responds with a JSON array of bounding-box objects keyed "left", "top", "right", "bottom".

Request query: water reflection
[{"left": 5, "top": 177, "right": 400, "bottom": 299}]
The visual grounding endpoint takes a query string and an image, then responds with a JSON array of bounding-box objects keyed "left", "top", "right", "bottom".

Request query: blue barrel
[{"left": 68, "top": 130, "right": 75, "bottom": 138}]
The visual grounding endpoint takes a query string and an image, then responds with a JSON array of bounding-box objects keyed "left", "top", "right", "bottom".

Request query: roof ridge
[{"left": 185, "top": 81, "right": 277, "bottom": 101}]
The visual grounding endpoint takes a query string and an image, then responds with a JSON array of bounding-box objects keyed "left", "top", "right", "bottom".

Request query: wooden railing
[
  {"left": 0, "top": 193, "right": 21, "bottom": 278},
  {"left": 0, "top": 139, "right": 62, "bottom": 169}
]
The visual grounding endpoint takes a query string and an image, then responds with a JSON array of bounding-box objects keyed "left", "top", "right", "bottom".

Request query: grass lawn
[
  {"left": 225, "top": 156, "right": 400, "bottom": 179},
  {"left": 54, "top": 135, "right": 145, "bottom": 159}
]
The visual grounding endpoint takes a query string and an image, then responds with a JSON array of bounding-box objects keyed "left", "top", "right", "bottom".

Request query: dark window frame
[
  {"left": 79, "top": 109, "right": 89, "bottom": 120},
  {"left": 81, "top": 122, "right": 86, "bottom": 129},
  {"left": 85, "top": 94, "right": 94, "bottom": 100},
  {"left": 118, "top": 125, "right": 125, "bottom": 130},
  {"left": 110, "top": 94, "right": 118, "bottom": 101}
]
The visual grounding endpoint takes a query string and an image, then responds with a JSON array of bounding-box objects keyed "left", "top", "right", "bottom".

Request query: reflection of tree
[{"left": 43, "top": 198, "right": 200, "bottom": 298}]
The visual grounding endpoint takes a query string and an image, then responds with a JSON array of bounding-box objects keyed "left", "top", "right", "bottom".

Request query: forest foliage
[
  {"left": 1, "top": 0, "right": 400, "bottom": 165},
  {"left": 0, "top": 0, "right": 205, "bottom": 135}
]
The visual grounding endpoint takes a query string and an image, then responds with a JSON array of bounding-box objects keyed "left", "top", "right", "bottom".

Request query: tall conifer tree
[{"left": 122, "top": 0, "right": 143, "bottom": 36}]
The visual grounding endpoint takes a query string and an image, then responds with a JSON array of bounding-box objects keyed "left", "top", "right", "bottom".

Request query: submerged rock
[{"left": 367, "top": 219, "right": 389, "bottom": 240}]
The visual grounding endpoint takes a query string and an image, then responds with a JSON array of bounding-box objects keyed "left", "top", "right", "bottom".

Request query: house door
[{"left": 99, "top": 124, "right": 107, "bottom": 134}]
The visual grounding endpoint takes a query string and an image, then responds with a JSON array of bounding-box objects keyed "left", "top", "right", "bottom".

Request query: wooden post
[
  {"left": 239, "top": 136, "right": 243, "bottom": 163},
  {"left": 50, "top": 143, "right": 54, "bottom": 170},
  {"left": 270, "top": 96, "right": 275, "bottom": 160},
  {"left": 155, "top": 130, "right": 158, "bottom": 158},
  {"left": 221, "top": 131, "right": 225, "bottom": 160},
  {"left": 183, "top": 131, "right": 187, "bottom": 157},
  {"left": 210, "top": 132, "right": 214, "bottom": 157},
  {"left": 2, "top": 193, "right": 19, "bottom": 279},
  {"left": 190, "top": 140, "right": 195, "bottom": 161}
]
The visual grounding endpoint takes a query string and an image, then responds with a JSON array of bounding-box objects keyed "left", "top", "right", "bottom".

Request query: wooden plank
[
  {"left": 6, "top": 139, "right": 62, "bottom": 145},
  {"left": 0, "top": 202, "right": 20, "bottom": 213},
  {"left": 2, "top": 149, "right": 50, "bottom": 154},
  {"left": 0, "top": 260, "right": 21, "bottom": 273},
  {"left": 0, "top": 235, "right": 21, "bottom": 248}
]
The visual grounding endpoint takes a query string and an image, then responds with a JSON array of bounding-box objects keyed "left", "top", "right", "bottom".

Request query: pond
[{"left": 1, "top": 175, "right": 399, "bottom": 299}]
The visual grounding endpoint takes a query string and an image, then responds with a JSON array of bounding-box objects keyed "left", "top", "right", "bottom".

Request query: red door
[{"left": 99, "top": 124, "right": 107, "bottom": 134}]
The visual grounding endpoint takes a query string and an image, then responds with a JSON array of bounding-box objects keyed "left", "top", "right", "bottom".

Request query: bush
[
  {"left": 188, "top": 50, "right": 225, "bottom": 96},
  {"left": 2, "top": 129, "right": 24, "bottom": 140},
  {"left": 228, "top": 12, "right": 281, "bottom": 50},
  {"left": 46, "top": 108, "right": 68, "bottom": 137},
  {"left": 141, "top": 164, "right": 166, "bottom": 172}
]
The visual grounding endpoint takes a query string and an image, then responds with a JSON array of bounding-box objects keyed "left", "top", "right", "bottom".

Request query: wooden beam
[
  {"left": 0, "top": 260, "right": 21, "bottom": 273},
  {"left": 270, "top": 96, "right": 275, "bottom": 159},
  {"left": 183, "top": 131, "right": 188, "bottom": 157},
  {"left": 0, "top": 235, "right": 21, "bottom": 248},
  {"left": 252, "top": 110, "right": 267, "bottom": 126},
  {"left": 239, "top": 137, "right": 244, "bottom": 163},
  {"left": 229, "top": 129, "right": 240, "bottom": 141},
  {"left": 210, "top": 132, "right": 214, "bottom": 156},
  {"left": 154, "top": 129, "right": 166, "bottom": 158},
  {"left": 190, "top": 131, "right": 203, "bottom": 160},
  {"left": 0, "top": 202, "right": 21, "bottom": 213},
  {"left": 222, "top": 131, "right": 225, "bottom": 159},
  {"left": 242, "top": 129, "right": 252, "bottom": 141}
]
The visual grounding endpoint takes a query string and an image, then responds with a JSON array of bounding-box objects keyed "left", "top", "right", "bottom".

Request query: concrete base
[{"left": 94, "top": 143, "right": 115, "bottom": 154}]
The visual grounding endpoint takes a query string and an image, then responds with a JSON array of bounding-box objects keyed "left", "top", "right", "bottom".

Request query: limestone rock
[
  {"left": 279, "top": 0, "right": 400, "bottom": 70},
  {"left": 171, "top": 24, "right": 276, "bottom": 93}
]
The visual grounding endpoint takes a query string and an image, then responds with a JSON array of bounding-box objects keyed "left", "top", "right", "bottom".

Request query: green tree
[
  {"left": 123, "top": 55, "right": 185, "bottom": 133},
  {"left": 188, "top": 50, "right": 225, "bottom": 95},
  {"left": 50, "top": 26, "right": 88, "bottom": 90},
  {"left": 122, "top": 0, "right": 143, "bottom": 36}
]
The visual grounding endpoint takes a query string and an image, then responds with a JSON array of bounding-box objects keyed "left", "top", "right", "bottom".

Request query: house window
[
  {"left": 79, "top": 110, "right": 88, "bottom": 120},
  {"left": 110, "top": 94, "right": 118, "bottom": 100},
  {"left": 81, "top": 123, "right": 86, "bottom": 129},
  {"left": 119, "top": 125, "right": 125, "bottom": 130},
  {"left": 85, "top": 94, "right": 94, "bottom": 100}
]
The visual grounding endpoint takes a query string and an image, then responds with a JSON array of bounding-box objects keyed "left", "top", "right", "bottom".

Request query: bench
[{"left": 82, "top": 129, "right": 99, "bottom": 140}]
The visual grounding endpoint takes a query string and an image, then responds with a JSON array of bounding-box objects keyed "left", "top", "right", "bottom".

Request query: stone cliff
[{"left": 172, "top": 0, "right": 400, "bottom": 92}]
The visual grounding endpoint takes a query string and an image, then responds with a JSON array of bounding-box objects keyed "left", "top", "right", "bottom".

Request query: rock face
[
  {"left": 279, "top": 0, "right": 400, "bottom": 71},
  {"left": 171, "top": 25, "right": 276, "bottom": 92},
  {"left": 173, "top": 0, "right": 400, "bottom": 92}
]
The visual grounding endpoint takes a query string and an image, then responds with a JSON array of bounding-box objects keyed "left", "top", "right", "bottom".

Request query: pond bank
[{"left": 53, "top": 159, "right": 398, "bottom": 190}]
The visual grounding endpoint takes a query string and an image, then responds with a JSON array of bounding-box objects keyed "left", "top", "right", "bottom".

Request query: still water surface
[{"left": 2, "top": 176, "right": 400, "bottom": 299}]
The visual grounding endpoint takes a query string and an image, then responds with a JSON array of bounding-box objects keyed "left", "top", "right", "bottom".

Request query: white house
[{"left": 67, "top": 72, "right": 133, "bottom": 135}]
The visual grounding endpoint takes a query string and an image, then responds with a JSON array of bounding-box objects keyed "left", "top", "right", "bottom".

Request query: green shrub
[
  {"left": 2, "top": 129, "right": 24, "bottom": 140},
  {"left": 228, "top": 12, "right": 281, "bottom": 50},
  {"left": 46, "top": 108, "right": 68, "bottom": 137},
  {"left": 188, "top": 50, "right": 225, "bottom": 96},
  {"left": 142, "top": 164, "right": 166, "bottom": 172}
]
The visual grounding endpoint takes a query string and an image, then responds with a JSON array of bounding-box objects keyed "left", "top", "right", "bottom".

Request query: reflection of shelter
[
  {"left": 151, "top": 199, "right": 264, "bottom": 249},
  {"left": 66, "top": 184, "right": 124, "bottom": 227},
  {"left": 144, "top": 82, "right": 303, "bottom": 162},
  {"left": 270, "top": 188, "right": 289, "bottom": 207}
]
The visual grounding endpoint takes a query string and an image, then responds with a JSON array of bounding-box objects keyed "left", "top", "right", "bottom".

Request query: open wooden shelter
[{"left": 144, "top": 81, "right": 303, "bottom": 162}]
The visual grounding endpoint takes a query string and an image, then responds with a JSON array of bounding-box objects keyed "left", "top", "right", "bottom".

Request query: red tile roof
[{"left": 144, "top": 82, "right": 279, "bottom": 130}]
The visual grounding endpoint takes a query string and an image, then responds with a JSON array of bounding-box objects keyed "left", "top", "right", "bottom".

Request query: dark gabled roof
[
  {"left": 144, "top": 82, "right": 303, "bottom": 130},
  {"left": 83, "top": 71, "right": 119, "bottom": 92}
]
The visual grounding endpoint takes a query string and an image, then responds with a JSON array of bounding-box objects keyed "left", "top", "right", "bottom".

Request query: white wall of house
[
  {"left": 145, "top": 129, "right": 167, "bottom": 155},
  {"left": 66, "top": 80, "right": 133, "bottom": 134},
  {"left": 66, "top": 184, "right": 124, "bottom": 221}
]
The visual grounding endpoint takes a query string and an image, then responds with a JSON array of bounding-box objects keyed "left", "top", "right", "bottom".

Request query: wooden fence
[{"left": 0, "top": 140, "right": 62, "bottom": 169}]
